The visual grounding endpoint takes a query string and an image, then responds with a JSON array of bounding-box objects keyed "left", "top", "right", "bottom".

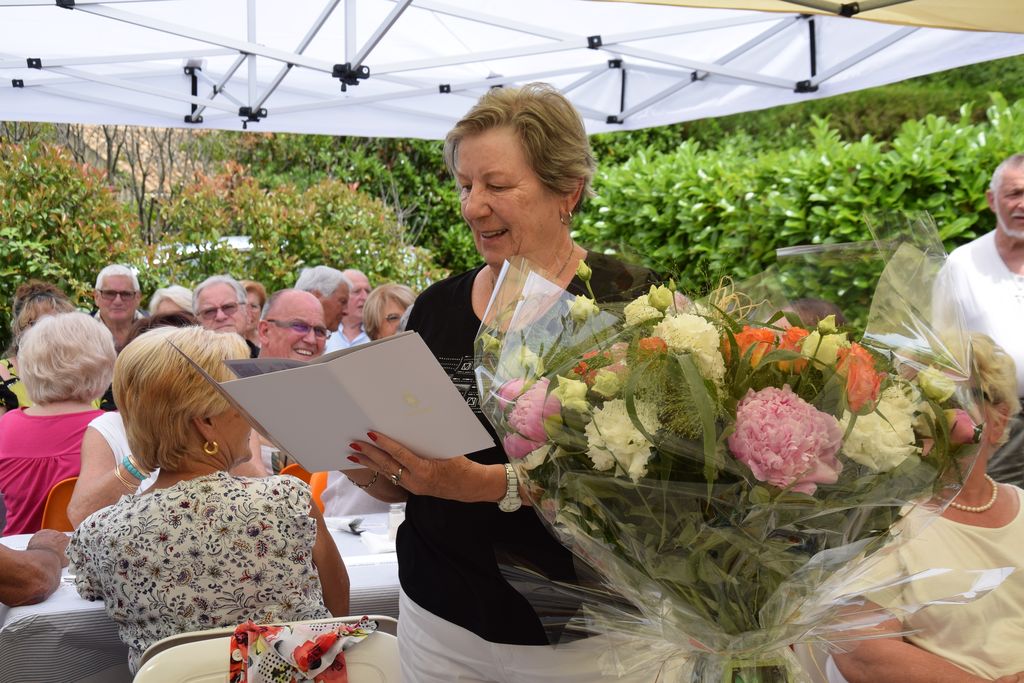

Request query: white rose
[
  {"left": 585, "top": 398, "right": 660, "bottom": 482},
  {"left": 624, "top": 295, "right": 663, "bottom": 327},
  {"left": 840, "top": 384, "right": 921, "bottom": 472},
  {"left": 568, "top": 295, "right": 600, "bottom": 323},
  {"left": 801, "top": 330, "right": 850, "bottom": 368}
]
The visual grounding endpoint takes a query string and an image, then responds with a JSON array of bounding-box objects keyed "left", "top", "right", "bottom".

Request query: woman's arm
[
  {"left": 67, "top": 427, "right": 136, "bottom": 527},
  {"left": 347, "top": 431, "right": 509, "bottom": 504},
  {"left": 309, "top": 502, "right": 349, "bottom": 617},
  {"left": 834, "top": 614, "right": 1017, "bottom": 683}
]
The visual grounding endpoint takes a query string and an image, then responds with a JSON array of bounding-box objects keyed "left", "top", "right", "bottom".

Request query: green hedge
[{"left": 576, "top": 95, "right": 1024, "bottom": 317}]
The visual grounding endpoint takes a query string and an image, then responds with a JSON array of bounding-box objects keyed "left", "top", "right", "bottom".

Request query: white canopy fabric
[{"left": 0, "top": 0, "right": 1022, "bottom": 139}]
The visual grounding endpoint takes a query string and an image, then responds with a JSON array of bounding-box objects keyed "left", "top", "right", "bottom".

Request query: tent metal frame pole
[
  {"left": 43, "top": 64, "right": 239, "bottom": 113},
  {"left": 345, "top": 0, "right": 356, "bottom": 62},
  {"left": 32, "top": 86, "right": 186, "bottom": 119},
  {"left": 411, "top": 0, "right": 577, "bottom": 41},
  {"left": 0, "top": 49, "right": 235, "bottom": 69},
  {"left": 246, "top": 0, "right": 257, "bottom": 111},
  {"left": 76, "top": 3, "right": 335, "bottom": 73},
  {"left": 190, "top": 55, "right": 246, "bottom": 120},
  {"left": 809, "top": 26, "right": 916, "bottom": 85},
  {"left": 195, "top": 69, "right": 243, "bottom": 107},
  {"left": 254, "top": 0, "right": 344, "bottom": 111},
  {"left": 615, "top": 17, "right": 798, "bottom": 121},
  {"left": 350, "top": 0, "right": 412, "bottom": 67},
  {"left": 613, "top": 43, "right": 795, "bottom": 89}
]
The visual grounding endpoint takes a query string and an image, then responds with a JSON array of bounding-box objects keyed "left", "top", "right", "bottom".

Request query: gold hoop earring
[{"left": 203, "top": 440, "right": 219, "bottom": 455}]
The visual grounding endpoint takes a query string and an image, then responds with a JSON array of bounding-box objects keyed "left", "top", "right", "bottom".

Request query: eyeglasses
[
  {"left": 97, "top": 289, "right": 139, "bottom": 301},
  {"left": 265, "top": 318, "right": 331, "bottom": 339},
  {"left": 198, "top": 302, "right": 241, "bottom": 321}
]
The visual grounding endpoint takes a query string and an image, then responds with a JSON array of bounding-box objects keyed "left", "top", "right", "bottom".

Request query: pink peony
[
  {"left": 503, "top": 378, "right": 560, "bottom": 459},
  {"left": 496, "top": 378, "right": 527, "bottom": 408},
  {"left": 947, "top": 409, "right": 981, "bottom": 445},
  {"left": 727, "top": 385, "right": 843, "bottom": 495}
]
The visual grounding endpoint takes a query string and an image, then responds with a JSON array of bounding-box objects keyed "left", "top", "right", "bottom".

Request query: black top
[{"left": 400, "top": 252, "right": 657, "bottom": 645}]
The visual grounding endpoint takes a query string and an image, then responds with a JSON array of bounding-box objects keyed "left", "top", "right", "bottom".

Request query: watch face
[{"left": 498, "top": 497, "right": 522, "bottom": 513}]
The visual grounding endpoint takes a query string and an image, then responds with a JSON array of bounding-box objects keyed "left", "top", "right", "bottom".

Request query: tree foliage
[{"left": 0, "top": 140, "right": 142, "bottom": 349}]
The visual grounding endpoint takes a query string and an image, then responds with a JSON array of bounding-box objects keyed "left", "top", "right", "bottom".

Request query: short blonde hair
[
  {"left": 114, "top": 326, "right": 247, "bottom": 472},
  {"left": 970, "top": 333, "right": 1021, "bottom": 443},
  {"left": 18, "top": 312, "right": 115, "bottom": 405},
  {"left": 443, "top": 82, "right": 595, "bottom": 213},
  {"left": 363, "top": 284, "right": 416, "bottom": 340}
]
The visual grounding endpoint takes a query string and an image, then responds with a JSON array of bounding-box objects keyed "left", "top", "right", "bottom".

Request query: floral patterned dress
[{"left": 68, "top": 471, "right": 331, "bottom": 672}]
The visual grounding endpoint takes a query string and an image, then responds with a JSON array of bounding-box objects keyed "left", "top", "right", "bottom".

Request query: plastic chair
[
  {"left": 134, "top": 616, "right": 399, "bottom": 683},
  {"left": 40, "top": 476, "right": 78, "bottom": 532},
  {"left": 279, "top": 462, "right": 312, "bottom": 484},
  {"left": 309, "top": 471, "right": 328, "bottom": 512}
]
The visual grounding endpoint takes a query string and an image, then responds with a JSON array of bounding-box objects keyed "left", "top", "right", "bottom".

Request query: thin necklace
[
  {"left": 949, "top": 475, "right": 1000, "bottom": 513},
  {"left": 554, "top": 238, "right": 577, "bottom": 281}
]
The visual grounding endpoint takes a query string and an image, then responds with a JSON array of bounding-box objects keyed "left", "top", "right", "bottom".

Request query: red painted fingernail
[
  {"left": 347, "top": 455, "right": 360, "bottom": 463},
  {"left": 349, "top": 442, "right": 362, "bottom": 452},
  {"left": 367, "top": 432, "right": 378, "bottom": 442}
]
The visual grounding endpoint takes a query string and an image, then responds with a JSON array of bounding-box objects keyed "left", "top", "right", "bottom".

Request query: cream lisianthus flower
[
  {"left": 917, "top": 366, "right": 956, "bottom": 402},
  {"left": 569, "top": 295, "right": 600, "bottom": 323},
  {"left": 585, "top": 398, "right": 660, "bottom": 482},
  {"left": 840, "top": 383, "right": 921, "bottom": 472},
  {"left": 624, "top": 295, "right": 663, "bottom": 327},
  {"left": 652, "top": 313, "right": 727, "bottom": 385},
  {"left": 591, "top": 368, "right": 623, "bottom": 399},
  {"left": 648, "top": 284, "right": 674, "bottom": 312},
  {"left": 496, "top": 342, "right": 543, "bottom": 381},
  {"left": 801, "top": 330, "right": 850, "bottom": 368},
  {"left": 553, "top": 375, "right": 590, "bottom": 413}
]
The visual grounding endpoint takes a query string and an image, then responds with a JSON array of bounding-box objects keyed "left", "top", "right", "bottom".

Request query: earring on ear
[{"left": 203, "top": 440, "right": 219, "bottom": 455}]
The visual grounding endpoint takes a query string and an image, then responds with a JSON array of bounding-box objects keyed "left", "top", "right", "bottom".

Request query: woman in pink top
[{"left": 0, "top": 313, "right": 114, "bottom": 535}]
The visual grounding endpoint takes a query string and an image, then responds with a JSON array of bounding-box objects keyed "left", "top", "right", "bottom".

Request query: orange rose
[
  {"left": 836, "top": 343, "right": 884, "bottom": 412},
  {"left": 729, "top": 326, "right": 776, "bottom": 367},
  {"left": 638, "top": 336, "right": 668, "bottom": 357},
  {"left": 776, "top": 326, "right": 809, "bottom": 373}
]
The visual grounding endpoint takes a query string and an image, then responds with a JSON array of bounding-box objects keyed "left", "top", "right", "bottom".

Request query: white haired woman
[
  {"left": 0, "top": 312, "right": 114, "bottom": 535},
  {"left": 148, "top": 284, "right": 194, "bottom": 316},
  {"left": 68, "top": 326, "right": 348, "bottom": 674}
]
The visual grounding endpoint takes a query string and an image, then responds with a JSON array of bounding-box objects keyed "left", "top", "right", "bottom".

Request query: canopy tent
[{"left": 0, "top": 0, "right": 1022, "bottom": 139}]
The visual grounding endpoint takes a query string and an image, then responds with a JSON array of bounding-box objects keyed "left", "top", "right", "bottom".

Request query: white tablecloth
[{"left": 0, "top": 513, "right": 400, "bottom": 683}]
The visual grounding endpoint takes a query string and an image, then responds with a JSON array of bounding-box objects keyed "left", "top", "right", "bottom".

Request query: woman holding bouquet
[
  {"left": 833, "top": 333, "right": 1024, "bottom": 683},
  {"left": 345, "top": 83, "right": 657, "bottom": 681}
]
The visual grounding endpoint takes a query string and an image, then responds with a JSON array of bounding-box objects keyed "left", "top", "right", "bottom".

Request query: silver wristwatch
[{"left": 498, "top": 463, "right": 522, "bottom": 512}]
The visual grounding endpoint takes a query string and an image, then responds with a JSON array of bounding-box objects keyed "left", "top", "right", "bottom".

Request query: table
[{"left": 0, "top": 513, "right": 400, "bottom": 683}]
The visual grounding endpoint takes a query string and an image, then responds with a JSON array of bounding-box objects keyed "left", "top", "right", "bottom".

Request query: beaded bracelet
[
  {"left": 121, "top": 455, "right": 146, "bottom": 481},
  {"left": 354, "top": 471, "right": 379, "bottom": 490}
]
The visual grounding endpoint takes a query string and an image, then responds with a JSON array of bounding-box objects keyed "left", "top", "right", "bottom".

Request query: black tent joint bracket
[
  {"left": 608, "top": 59, "right": 622, "bottom": 69},
  {"left": 184, "top": 66, "right": 202, "bottom": 124},
  {"left": 184, "top": 114, "right": 204, "bottom": 123},
  {"left": 606, "top": 115, "right": 623, "bottom": 124},
  {"left": 795, "top": 80, "right": 818, "bottom": 93},
  {"left": 839, "top": 3, "right": 860, "bottom": 17},
  {"left": 438, "top": 83, "right": 451, "bottom": 94},
  {"left": 55, "top": 0, "right": 75, "bottom": 7},
  {"left": 11, "top": 79, "right": 23, "bottom": 88},
  {"left": 238, "top": 106, "right": 267, "bottom": 129},
  {"left": 26, "top": 58, "right": 42, "bottom": 69},
  {"left": 587, "top": 35, "right": 603, "bottom": 49},
  {"left": 332, "top": 63, "right": 370, "bottom": 92}
]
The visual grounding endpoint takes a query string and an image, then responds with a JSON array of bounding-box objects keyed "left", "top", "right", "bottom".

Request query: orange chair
[
  {"left": 40, "top": 476, "right": 78, "bottom": 532},
  {"left": 279, "top": 463, "right": 312, "bottom": 484},
  {"left": 309, "top": 471, "right": 328, "bottom": 513}
]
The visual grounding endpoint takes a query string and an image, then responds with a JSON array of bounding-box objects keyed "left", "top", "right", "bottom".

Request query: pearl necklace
[{"left": 948, "top": 475, "right": 1000, "bottom": 513}]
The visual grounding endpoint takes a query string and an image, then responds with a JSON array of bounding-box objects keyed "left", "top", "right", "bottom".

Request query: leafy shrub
[
  {"left": 150, "top": 162, "right": 448, "bottom": 294},
  {"left": 0, "top": 141, "right": 141, "bottom": 350},
  {"left": 576, "top": 95, "right": 1024, "bottom": 320}
]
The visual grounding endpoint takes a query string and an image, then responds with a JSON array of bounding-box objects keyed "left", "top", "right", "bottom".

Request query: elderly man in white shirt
[{"left": 325, "top": 269, "right": 371, "bottom": 352}]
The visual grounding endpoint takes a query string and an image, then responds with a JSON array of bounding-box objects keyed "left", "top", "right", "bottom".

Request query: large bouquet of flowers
[{"left": 474, "top": 225, "right": 998, "bottom": 681}]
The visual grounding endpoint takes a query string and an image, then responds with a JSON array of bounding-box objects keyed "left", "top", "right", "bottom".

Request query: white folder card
[{"left": 183, "top": 331, "right": 495, "bottom": 472}]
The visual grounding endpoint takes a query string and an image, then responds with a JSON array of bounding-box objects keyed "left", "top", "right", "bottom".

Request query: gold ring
[{"left": 390, "top": 466, "right": 404, "bottom": 486}]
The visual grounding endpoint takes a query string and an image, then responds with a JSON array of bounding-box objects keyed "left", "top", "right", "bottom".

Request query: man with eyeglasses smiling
[
  {"left": 257, "top": 289, "right": 329, "bottom": 361},
  {"left": 192, "top": 275, "right": 260, "bottom": 358},
  {"left": 92, "top": 264, "right": 144, "bottom": 352}
]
